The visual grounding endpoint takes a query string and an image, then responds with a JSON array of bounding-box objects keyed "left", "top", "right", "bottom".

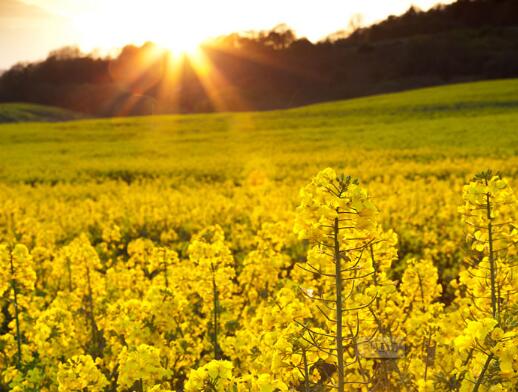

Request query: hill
[
  {"left": 0, "top": 103, "right": 82, "bottom": 123},
  {"left": 0, "top": 78, "right": 516, "bottom": 184}
]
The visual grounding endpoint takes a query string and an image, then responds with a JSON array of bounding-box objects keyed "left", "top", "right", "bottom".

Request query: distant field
[
  {"left": 0, "top": 102, "right": 82, "bottom": 124},
  {"left": 0, "top": 79, "right": 517, "bottom": 183}
]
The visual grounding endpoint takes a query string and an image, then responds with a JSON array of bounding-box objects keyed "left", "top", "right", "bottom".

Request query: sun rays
[{"left": 104, "top": 43, "right": 250, "bottom": 116}]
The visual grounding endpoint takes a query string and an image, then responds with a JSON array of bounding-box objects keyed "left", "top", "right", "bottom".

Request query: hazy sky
[{"left": 0, "top": 0, "right": 454, "bottom": 69}]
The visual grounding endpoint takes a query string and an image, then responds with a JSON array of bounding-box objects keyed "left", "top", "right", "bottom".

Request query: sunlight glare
[{"left": 72, "top": 0, "right": 220, "bottom": 55}]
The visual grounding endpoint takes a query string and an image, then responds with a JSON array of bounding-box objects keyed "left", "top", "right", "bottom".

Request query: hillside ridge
[{"left": 0, "top": 102, "right": 83, "bottom": 123}]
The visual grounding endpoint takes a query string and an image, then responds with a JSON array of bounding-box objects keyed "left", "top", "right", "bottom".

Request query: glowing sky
[{"left": 0, "top": 0, "right": 454, "bottom": 69}]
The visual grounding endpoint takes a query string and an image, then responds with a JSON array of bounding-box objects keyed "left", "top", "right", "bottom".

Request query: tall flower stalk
[
  {"left": 0, "top": 243, "right": 36, "bottom": 371},
  {"left": 456, "top": 170, "right": 518, "bottom": 390},
  {"left": 295, "top": 168, "right": 381, "bottom": 391},
  {"left": 188, "top": 225, "right": 236, "bottom": 360}
]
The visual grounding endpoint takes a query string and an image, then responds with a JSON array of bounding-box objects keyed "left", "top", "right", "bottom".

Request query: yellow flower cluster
[
  {"left": 0, "top": 167, "right": 515, "bottom": 391},
  {"left": 57, "top": 355, "right": 108, "bottom": 392},
  {"left": 117, "top": 345, "right": 171, "bottom": 390},
  {"left": 184, "top": 360, "right": 233, "bottom": 392},
  {"left": 184, "top": 360, "right": 288, "bottom": 392}
]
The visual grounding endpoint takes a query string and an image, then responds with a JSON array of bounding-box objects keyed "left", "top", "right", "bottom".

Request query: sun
[
  {"left": 155, "top": 35, "right": 205, "bottom": 57},
  {"left": 71, "top": 1, "right": 219, "bottom": 58}
]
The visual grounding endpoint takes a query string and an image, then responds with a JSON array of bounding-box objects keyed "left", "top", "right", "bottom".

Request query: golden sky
[{"left": 0, "top": 0, "right": 454, "bottom": 69}]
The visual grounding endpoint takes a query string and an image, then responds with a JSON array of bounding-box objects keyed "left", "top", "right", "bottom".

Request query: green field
[
  {"left": 0, "top": 102, "right": 82, "bottom": 124},
  {"left": 1, "top": 79, "right": 517, "bottom": 184}
]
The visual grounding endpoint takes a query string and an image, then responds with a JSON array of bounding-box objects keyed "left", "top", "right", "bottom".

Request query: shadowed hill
[{"left": 0, "top": 103, "right": 83, "bottom": 123}]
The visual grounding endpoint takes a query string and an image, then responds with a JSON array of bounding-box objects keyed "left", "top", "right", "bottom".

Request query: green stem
[
  {"left": 417, "top": 273, "right": 426, "bottom": 312},
  {"left": 85, "top": 265, "right": 100, "bottom": 357},
  {"left": 163, "top": 250, "right": 169, "bottom": 289},
  {"left": 456, "top": 348, "right": 474, "bottom": 389},
  {"left": 472, "top": 353, "right": 493, "bottom": 392},
  {"left": 67, "top": 256, "right": 73, "bottom": 291},
  {"left": 302, "top": 348, "right": 310, "bottom": 392},
  {"left": 369, "top": 244, "right": 385, "bottom": 335},
  {"left": 211, "top": 264, "right": 219, "bottom": 360},
  {"left": 369, "top": 245, "right": 378, "bottom": 286},
  {"left": 8, "top": 245, "right": 22, "bottom": 369},
  {"left": 350, "top": 324, "right": 368, "bottom": 384},
  {"left": 334, "top": 217, "right": 344, "bottom": 392},
  {"left": 485, "top": 192, "right": 498, "bottom": 322},
  {"left": 423, "top": 329, "right": 432, "bottom": 381}
]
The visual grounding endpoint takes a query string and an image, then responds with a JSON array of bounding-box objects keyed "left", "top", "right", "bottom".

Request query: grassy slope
[
  {"left": 0, "top": 79, "right": 517, "bottom": 183},
  {"left": 0, "top": 103, "right": 82, "bottom": 124}
]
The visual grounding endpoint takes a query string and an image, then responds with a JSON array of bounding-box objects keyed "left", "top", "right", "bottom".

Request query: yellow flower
[
  {"left": 57, "top": 355, "right": 108, "bottom": 392},
  {"left": 117, "top": 345, "right": 171, "bottom": 390}
]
